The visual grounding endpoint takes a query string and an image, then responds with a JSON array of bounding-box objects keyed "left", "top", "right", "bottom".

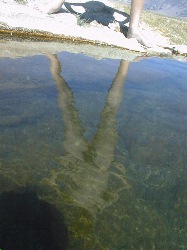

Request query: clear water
[{"left": 0, "top": 51, "right": 186, "bottom": 250}]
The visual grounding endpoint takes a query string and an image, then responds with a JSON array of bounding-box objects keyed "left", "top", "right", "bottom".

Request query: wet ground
[{"left": 0, "top": 50, "right": 187, "bottom": 249}]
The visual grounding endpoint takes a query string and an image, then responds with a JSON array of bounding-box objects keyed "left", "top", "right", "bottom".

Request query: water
[{"left": 0, "top": 51, "right": 187, "bottom": 249}]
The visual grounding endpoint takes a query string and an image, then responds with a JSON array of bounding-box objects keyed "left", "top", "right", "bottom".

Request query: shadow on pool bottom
[{"left": 0, "top": 190, "right": 69, "bottom": 250}]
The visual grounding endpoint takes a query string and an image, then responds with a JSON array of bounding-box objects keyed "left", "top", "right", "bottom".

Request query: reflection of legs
[
  {"left": 127, "top": 0, "right": 152, "bottom": 47},
  {"left": 48, "top": 56, "right": 130, "bottom": 166},
  {"left": 47, "top": 56, "right": 131, "bottom": 213},
  {"left": 92, "top": 60, "right": 130, "bottom": 169},
  {"left": 47, "top": 54, "right": 87, "bottom": 160}
]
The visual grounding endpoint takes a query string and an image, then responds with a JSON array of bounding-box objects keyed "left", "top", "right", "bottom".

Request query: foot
[{"left": 127, "top": 27, "right": 153, "bottom": 48}]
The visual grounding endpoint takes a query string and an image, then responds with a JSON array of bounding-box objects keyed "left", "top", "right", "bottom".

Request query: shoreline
[{"left": 0, "top": 0, "right": 187, "bottom": 60}]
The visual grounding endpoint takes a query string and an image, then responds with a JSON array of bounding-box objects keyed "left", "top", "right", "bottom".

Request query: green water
[{"left": 0, "top": 52, "right": 186, "bottom": 249}]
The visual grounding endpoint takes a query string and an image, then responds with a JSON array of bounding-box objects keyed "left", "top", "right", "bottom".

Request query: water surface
[{"left": 0, "top": 51, "right": 187, "bottom": 249}]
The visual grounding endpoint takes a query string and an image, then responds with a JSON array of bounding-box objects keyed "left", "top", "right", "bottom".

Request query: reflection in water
[
  {"left": 46, "top": 55, "right": 168, "bottom": 249},
  {"left": 47, "top": 55, "right": 130, "bottom": 214},
  {"left": 0, "top": 53, "right": 186, "bottom": 249}
]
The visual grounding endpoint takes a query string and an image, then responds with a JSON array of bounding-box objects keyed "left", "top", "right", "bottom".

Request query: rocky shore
[{"left": 0, "top": 0, "right": 187, "bottom": 60}]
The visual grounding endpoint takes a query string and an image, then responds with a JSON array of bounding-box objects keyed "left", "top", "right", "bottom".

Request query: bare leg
[
  {"left": 38, "top": 0, "right": 65, "bottom": 14},
  {"left": 127, "top": 0, "right": 152, "bottom": 47},
  {"left": 92, "top": 60, "right": 130, "bottom": 169},
  {"left": 47, "top": 54, "right": 87, "bottom": 160}
]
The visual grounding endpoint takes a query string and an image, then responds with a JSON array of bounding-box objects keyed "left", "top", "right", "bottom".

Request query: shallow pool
[{"left": 0, "top": 51, "right": 186, "bottom": 249}]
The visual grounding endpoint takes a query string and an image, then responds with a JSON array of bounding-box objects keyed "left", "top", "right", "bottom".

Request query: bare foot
[{"left": 127, "top": 27, "right": 153, "bottom": 48}]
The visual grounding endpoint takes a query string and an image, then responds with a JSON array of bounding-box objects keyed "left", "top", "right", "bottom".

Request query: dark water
[{"left": 0, "top": 51, "right": 187, "bottom": 250}]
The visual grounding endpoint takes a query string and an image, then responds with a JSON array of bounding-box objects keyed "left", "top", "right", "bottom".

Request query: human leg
[
  {"left": 127, "top": 0, "right": 152, "bottom": 47},
  {"left": 43, "top": 0, "right": 65, "bottom": 14}
]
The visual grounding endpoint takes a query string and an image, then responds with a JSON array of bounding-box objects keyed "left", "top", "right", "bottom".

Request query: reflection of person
[
  {"left": 47, "top": 54, "right": 131, "bottom": 214},
  {"left": 46, "top": 0, "right": 151, "bottom": 47},
  {"left": 46, "top": 55, "right": 167, "bottom": 249}
]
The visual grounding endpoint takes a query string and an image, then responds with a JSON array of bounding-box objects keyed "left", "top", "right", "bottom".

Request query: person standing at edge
[
  {"left": 45, "top": 0, "right": 151, "bottom": 47},
  {"left": 127, "top": 0, "right": 152, "bottom": 47}
]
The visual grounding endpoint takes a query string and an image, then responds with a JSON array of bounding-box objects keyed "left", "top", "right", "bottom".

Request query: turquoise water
[{"left": 0, "top": 52, "right": 186, "bottom": 249}]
